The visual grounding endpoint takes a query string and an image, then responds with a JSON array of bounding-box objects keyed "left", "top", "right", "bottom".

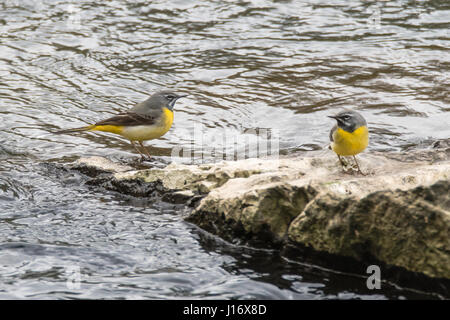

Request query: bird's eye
[
  {"left": 343, "top": 115, "right": 350, "bottom": 120},
  {"left": 166, "top": 95, "right": 175, "bottom": 100}
]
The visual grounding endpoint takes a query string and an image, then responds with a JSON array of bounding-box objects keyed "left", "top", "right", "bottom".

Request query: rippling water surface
[{"left": 1, "top": 0, "right": 449, "bottom": 299}]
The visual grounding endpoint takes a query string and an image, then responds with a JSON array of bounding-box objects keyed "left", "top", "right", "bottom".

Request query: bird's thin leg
[
  {"left": 337, "top": 155, "right": 350, "bottom": 173},
  {"left": 138, "top": 141, "right": 152, "bottom": 160},
  {"left": 130, "top": 141, "right": 146, "bottom": 161},
  {"left": 352, "top": 155, "right": 366, "bottom": 175},
  {"left": 338, "top": 155, "right": 348, "bottom": 168}
]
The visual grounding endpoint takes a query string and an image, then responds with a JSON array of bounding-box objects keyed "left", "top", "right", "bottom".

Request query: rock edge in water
[{"left": 69, "top": 147, "right": 450, "bottom": 295}]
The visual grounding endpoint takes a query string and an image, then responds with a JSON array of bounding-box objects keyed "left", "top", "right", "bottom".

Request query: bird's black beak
[
  {"left": 327, "top": 115, "right": 338, "bottom": 120},
  {"left": 177, "top": 94, "right": 188, "bottom": 99}
]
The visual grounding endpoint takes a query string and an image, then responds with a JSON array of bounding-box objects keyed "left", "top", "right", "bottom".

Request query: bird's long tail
[{"left": 53, "top": 125, "right": 95, "bottom": 134}]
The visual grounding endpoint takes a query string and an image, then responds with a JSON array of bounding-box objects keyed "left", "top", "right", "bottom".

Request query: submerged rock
[{"left": 71, "top": 144, "right": 450, "bottom": 295}]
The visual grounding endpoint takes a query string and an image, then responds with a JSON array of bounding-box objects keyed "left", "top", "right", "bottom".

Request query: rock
[
  {"left": 287, "top": 180, "right": 450, "bottom": 279},
  {"left": 161, "top": 190, "right": 196, "bottom": 204},
  {"left": 190, "top": 154, "right": 447, "bottom": 227},
  {"left": 187, "top": 165, "right": 317, "bottom": 245},
  {"left": 72, "top": 156, "right": 135, "bottom": 176},
  {"left": 69, "top": 142, "right": 450, "bottom": 295}
]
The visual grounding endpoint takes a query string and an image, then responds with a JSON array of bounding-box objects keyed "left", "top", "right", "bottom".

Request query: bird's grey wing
[
  {"left": 129, "top": 97, "right": 166, "bottom": 115},
  {"left": 128, "top": 100, "right": 149, "bottom": 114},
  {"left": 329, "top": 124, "right": 337, "bottom": 142},
  {"left": 94, "top": 112, "right": 157, "bottom": 126}
]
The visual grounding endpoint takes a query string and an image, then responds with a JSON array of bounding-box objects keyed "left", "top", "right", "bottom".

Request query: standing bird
[
  {"left": 328, "top": 110, "right": 369, "bottom": 175},
  {"left": 54, "top": 90, "right": 186, "bottom": 160}
]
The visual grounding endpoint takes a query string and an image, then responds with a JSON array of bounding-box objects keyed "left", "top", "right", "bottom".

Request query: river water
[{"left": 0, "top": 0, "right": 448, "bottom": 299}]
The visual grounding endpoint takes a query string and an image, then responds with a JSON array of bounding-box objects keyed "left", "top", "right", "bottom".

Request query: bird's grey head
[
  {"left": 328, "top": 110, "right": 367, "bottom": 133},
  {"left": 147, "top": 90, "right": 187, "bottom": 111}
]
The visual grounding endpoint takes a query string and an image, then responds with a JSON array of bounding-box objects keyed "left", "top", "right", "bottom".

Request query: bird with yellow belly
[
  {"left": 328, "top": 110, "right": 369, "bottom": 175},
  {"left": 54, "top": 90, "right": 186, "bottom": 160}
]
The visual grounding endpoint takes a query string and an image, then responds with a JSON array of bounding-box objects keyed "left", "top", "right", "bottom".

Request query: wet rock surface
[{"left": 68, "top": 142, "right": 450, "bottom": 296}]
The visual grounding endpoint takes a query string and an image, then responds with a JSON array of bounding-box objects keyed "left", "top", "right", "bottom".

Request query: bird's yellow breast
[
  {"left": 90, "top": 107, "right": 174, "bottom": 142},
  {"left": 331, "top": 126, "right": 369, "bottom": 156},
  {"left": 121, "top": 107, "right": 174, "bottom": 141}
]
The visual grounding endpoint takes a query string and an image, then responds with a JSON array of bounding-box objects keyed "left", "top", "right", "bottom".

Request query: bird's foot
[
  {"left": 138, "top": 155, "right": 152, "bottom": 163},
  {"left": 339, "top": 157, "right": 367, "bottom": 175}
]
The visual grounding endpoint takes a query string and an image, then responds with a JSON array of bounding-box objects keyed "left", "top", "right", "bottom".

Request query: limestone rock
[
  {"left": 288, "top": 180, "right": 450, "bottom": 279},
  {"left": 71, "top": 144, "right": 450, "bottom": 287}
]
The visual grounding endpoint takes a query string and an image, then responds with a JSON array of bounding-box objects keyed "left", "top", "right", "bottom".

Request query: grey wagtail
[
  {"left": 54, "top": 90, "right": 186, "bottom": 159},
  {"left": 328, "top": 110, "right": 369, "bottom": 175}
]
